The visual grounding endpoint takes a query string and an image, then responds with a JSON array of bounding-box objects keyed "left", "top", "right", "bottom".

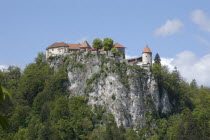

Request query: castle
[
  {"left": 46, "top": 41, "right": 153, "bottom": 70},
  {"left": 46, "top": 41, "right": 125, "bottom": 58},
  {"left": 127, "top": 45, "right": 152, "bottom": 70}
]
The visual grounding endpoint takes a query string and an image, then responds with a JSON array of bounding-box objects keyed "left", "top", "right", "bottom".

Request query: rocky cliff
[{"left": 48, "top": 52, "right": 171, "bottom": 129}]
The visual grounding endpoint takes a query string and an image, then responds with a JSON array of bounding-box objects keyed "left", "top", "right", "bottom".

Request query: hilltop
[{"left": 0, "top": 51, "right": 209, "bottom": 139}]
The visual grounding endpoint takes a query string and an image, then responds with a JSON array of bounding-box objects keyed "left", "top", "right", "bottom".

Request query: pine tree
[{"left": 154, "top": 53, "right": 161, "bottom": 65}]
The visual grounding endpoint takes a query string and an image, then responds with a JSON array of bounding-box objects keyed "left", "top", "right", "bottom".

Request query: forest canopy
[{"left": 0, "top": 53, "right": 209, "bottom": 140}]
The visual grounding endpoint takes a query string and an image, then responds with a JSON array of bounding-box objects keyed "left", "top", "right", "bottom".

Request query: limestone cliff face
[{"left": 49, "top": 52, "right": 171, "bottom": 129}]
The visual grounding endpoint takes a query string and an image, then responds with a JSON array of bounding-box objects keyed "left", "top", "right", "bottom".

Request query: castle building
[
  {"left": 46, "top": 41, "right": 91, "bottom": 58},
  {"left": 46, "top": 41, "right": 125, "bottom": 58},
  {"left": 45, "top": 40, "right": 152, "bottom": 69},
  {"left": 127, "top": 45, "right": 152, "bottom": 70}
]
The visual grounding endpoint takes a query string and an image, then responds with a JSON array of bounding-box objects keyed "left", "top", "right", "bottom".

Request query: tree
[
  {"left": 35, "top": 52, "right": 46, "bottom": 64},
  {"left": 92, "top": 38, "right": 103, "bottom": 51},
  {"left": 19, "top": 62, "right": 51, "bottom": 106},
  {"left": 111, "top": 47, "right": 119, "bottom": 57},
  {"left": 154, "top": 53, "right": 161, "bottom": 65},
  {"left": 9, "top": 105, "right": 30, "bottom": 132},
  {"left": 152, "top": 63, "right": 161, "bottom": 80},
  {"left": 176, "top": 108, "right": 202, "bottom": 140},
  {"left": 7, "top": 66, "right": 21, "bottom": 79},
  {"left": 103, "top": 38, "right": 113, "bottom": 51},
  {"left": 0, "top": 83, "right": 11, "bottom": 129},
  {"left": 190, "top": 79, "right": 198, "bottom": 90},
  {"left": 124, "top": 128, "right": 139, "bottom": 140},
  {"left": 171, "top": 67, "right": 181, "bottom": 86},
  {"left": 3, "top": 66, "right": 21, "bottom": 90}
]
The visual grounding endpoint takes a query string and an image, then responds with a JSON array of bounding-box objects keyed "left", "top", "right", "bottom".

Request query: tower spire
[{"left": 142, "top": 45, "right": 152, "bottom": 53}]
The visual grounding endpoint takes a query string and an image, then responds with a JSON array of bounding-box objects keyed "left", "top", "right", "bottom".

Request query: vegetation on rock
[
  {"left": 0, "top": 53, "right": 209, "bottom": 140},
  {"left": 111, "top": 47, "right": 120, "bottom": 57}
]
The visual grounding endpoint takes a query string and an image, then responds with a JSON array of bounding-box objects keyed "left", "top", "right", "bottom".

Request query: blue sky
[{"left": 1, "top": 0, "right": 210, "bottom": 86}]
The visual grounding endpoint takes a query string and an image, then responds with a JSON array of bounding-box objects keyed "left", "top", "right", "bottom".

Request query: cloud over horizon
[
  {"left": 154, "top": 19, "right": 184, "bottom": 37},
  {"left": 126, "top": 50, "right": 210, "bottom": 87},
  {"left": 191, "top": 9, "right": 210, "bottom": 32},
  {"left": 161, "top": 51, "right": 210, "bottom": 87},
  {"left": 0, "top": 65, "right": 8, "bottom": 71}
]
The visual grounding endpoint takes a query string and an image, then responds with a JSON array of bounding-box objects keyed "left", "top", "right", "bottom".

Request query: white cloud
[
  {"left": 161, "top": 51, "right": 210, "bottom": 87},
  {"left": 0, "top": 65, "right": 8, "bottom": 71},
  {"left": 161, "top": 57, "right": 174, "bottom": 70},
  {"left": 154, "top": 19, "right": 184, "bottom": 36},
  {"left": 125, "top": 54, "right": 138, "bottom": 59},
  {"left": 195, "top": 35, "right": 210, "bottom": 47},
  {"left": 191, "top": 9, "right": 210, "bottom": 32}
]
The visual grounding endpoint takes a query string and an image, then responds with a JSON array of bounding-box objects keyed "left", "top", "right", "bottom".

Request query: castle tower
[{"left": 142, "top": 45, "right": 152, "bottom": 65}]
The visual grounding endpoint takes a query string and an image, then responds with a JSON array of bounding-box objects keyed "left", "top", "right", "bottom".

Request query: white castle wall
[{"left": 46, "top": 47, "right": 66, "bottom": 58}]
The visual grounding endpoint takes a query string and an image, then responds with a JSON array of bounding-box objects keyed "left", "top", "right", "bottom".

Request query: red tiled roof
[
  {"left": 68, "top": 44, "right": 81, "bottom": 50},
  {"left": 47, "top": 41, "right": 92, "bottom": 50},
  {"left": 114, "top": 43, "right": 126, "bottom": 48},
  {"left": 46, "top": 42, "right": 69, "bottom": 50},
  {"left": 80, "top": 41, "right": 91, "bottom": 48},
  {"left": 47, "top": 41, "right": 126, "bottom": 51},
  {"left": 68, "top": 41, "right": 91, "bottom": 49},
  {"left": 142, "top": 45, "right": 152, "bottom": 53}
]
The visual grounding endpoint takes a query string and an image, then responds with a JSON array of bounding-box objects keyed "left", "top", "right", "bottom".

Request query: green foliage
[
  {"left": 35, "top": 52, "right": 46, "bottom": 64},
  {"left": 9, "top": 105, "right": 30, "bottom": 132},
  {"left": 47, "top": 55, "right": 61, "bottom": 61},
  {"left": 19, "top": 62, "right": 52, "bottom": 106},
  {"left": 0, "top": 83, "right": 11, "bottom": 129},
  {"left": 85, "top": 51, "right": 95, "bottom": 59},
  {"left": 86, "top": 73, "right": 100, "bottom": 86},
  {"left": 0, "top": 52, "right": 210, "bottom": 140},
  {"left": 0, "top": 85, "right": 11, "bottom": 103},
  {"left": 71, "top": 62, "right": 86, "bottom": 72},
  {"left": 111, "top": 47, "right": 120, "bottom": 57},
  {"left": 92, "top": 38, "right": 103, "bottom": 50},
  {"left": 123, "top": 128, "right": 139, "bottom": 140},
  {"left": 110, "top": 47, "right": 118, "bottom": 54},
  {"left": 154, "top": 53, "right": 161, "bottom": 65},
  {"left": 111, "top": 94, "right": 116, "bottom": 100},
  {"left": 85, "top": 73, "right": 100, "bottom": 95},
  {"left": 152, "top": 63, "right": 194, "bottom": 112},
  {"left": 176, "top": 108, "right": 202, "bottom": 140},
  {"left": 190, "top": 79, "right": 198, "bottom": 90},
  {"left": 0, "top": 115, "right": 8, "bottom": 130},
  {"left": 109, "top": 61, "right": 130, "bottom": 89},
  {"left": 103, "top": 38, "right": 114, "bottom": 51},
  {"left": 136, "top": 64, "right": 210, "bottom": 139},
  {"left": 14, "top": 127, "right": 28, "bottom": 140},
  {"left": 0, "top": 66, "right": 21, "bottom": 90}
]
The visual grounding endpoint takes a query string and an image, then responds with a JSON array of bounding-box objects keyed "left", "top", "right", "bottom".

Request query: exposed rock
[{"left": 49, "top": 52, "right": 171, "bottom": 128}]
